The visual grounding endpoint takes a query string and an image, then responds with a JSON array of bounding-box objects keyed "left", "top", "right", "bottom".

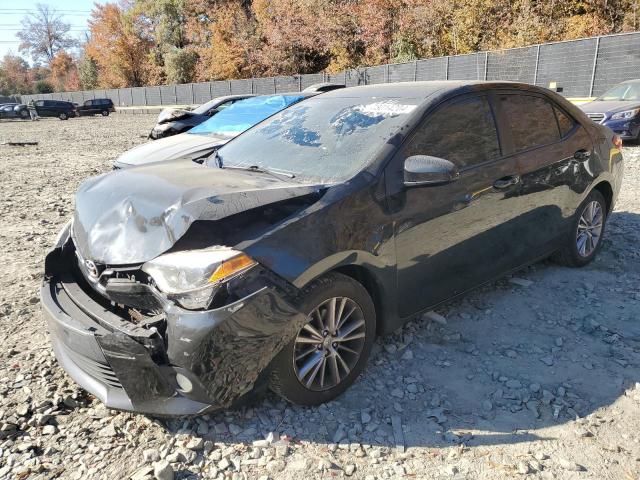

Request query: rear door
[
  {"left": 389, "top": 93, "right": 530, "bottom": 317},
  {"left": 494, "top": 92, "right": 594, "bottom": 255}
]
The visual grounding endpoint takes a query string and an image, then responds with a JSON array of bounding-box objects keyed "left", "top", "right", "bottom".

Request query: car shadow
[{"left": 148, "top": 209, "right": 638, "bottom": 454}]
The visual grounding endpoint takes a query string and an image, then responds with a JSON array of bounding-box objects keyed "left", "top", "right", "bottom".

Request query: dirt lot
[{"left": 0, "top": 114, "right": 639, "bottom": 480}]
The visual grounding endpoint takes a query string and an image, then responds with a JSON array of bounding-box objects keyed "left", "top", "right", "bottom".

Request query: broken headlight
[{"left": 141, "top": 247, "right": 256, "bottom": 310}]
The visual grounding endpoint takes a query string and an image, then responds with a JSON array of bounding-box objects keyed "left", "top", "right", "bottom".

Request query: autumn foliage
[{"left": 2, "top": 0, "right": 640, "bottom": 94}]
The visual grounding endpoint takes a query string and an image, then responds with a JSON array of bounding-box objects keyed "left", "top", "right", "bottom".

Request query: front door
[{"left": 388, "top": 94, "right": 527, "bottom": 318}]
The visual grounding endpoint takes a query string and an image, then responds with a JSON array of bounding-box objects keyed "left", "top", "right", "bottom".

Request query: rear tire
[
  {"left": 59, "top": 112, "right": 68, "bottom": 120},
  {"left": 552, "top": 190, "right": 607, "bottom": 267},
  {"left": 101, "top": 110, "right": 109, "bottom": 116},
  {"left": 269, "top": 272, "right": 376, "bottom": 406}
]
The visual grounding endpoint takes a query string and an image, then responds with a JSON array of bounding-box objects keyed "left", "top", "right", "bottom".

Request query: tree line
[{"left": 1, "top": 0, "right": 639, "bottom": 96}]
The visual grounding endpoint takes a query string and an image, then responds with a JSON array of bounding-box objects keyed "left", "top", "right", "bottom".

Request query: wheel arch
[
  {"left": 332, "top": 264, "right": 387, "bottom": 335},
  {"left": 289, "top": 251, "right": 397, "bottom": 336},
  {"left": 592, "top": 180, "right": 614, "bottom": 213}
]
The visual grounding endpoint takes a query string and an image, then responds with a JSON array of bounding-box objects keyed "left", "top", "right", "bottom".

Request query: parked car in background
[
  {"left": 115, "top": 93, "right": 315, "bottom": 168},
  {"left": 33, "top": 100, "right": 77, "bottom": 120},
  {"left": 149, "top": 94, "right": 254, "bottom": 139},
  {"left": 0, "top": 104, "right": 28, "bottom": 119},
  {"left": 78, "top": 98, "right": 115, "bottom": 117},
  {"left": 579, "top": 79, "right": 640, "bottom": 142},
  {"left": 42, "top": 81, "right": 623, "bottom": 415}
]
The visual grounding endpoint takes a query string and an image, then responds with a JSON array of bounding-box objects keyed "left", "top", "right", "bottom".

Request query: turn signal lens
[
  {"left": 613, "top": 134, "right": 623, "bottom": 150},
  {"left": 209, "top": 253, "right": 256, "bottom": 283}
]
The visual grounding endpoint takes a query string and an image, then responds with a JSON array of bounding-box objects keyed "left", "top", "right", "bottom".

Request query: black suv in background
[
  {"left": 77, "top": 98, "right": 115, "bottom": 117},
  {"left": 34, "top": 100, "right": 77, "bottom": 120}
]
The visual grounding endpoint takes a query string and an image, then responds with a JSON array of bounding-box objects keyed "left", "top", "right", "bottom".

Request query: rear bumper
[{"left": 42, "top": 236, "right": 304, "bottom": 416}]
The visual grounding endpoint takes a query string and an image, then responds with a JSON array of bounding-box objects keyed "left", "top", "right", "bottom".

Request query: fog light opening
[{"left": 175, "top": 373, "right": 193, "bottom": 393}]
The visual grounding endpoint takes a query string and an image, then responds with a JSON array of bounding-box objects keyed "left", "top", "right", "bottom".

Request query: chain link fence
[{"left": 20, "top": 31, "right": 640, "bottom": 107}]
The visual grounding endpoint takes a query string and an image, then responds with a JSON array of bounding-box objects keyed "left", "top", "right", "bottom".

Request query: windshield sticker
[{"left": 357, "top": 101, "right": 417, "bottom": 116}]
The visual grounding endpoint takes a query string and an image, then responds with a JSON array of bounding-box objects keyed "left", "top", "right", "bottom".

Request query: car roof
[
  {"left": 318, "top": 80, "right": 551, "bottom": 99},
  {"left": 620, "top": 79, "right": 640, "bottom": 84}
]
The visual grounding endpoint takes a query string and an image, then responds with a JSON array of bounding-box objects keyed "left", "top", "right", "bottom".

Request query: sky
[{"left": 0, "top": 0, "right": 98, "bottom": 62}]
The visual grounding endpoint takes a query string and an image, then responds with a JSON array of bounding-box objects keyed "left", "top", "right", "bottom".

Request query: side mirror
[{"left": 403, "top": 155, "right": 459, "bottom": 187}]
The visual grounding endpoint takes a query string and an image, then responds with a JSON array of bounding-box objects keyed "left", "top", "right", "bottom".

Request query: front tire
[
  {"left": 269, "top": 272, "right": 376, "bottom": 406},
  {"left": 553, "top": 190, "right": 607, "bottom": 267},
  {"left": 101, "top": 110, "right": 109, "bottom": 116},
  {"left": 59, "top": 112, "right": 68, "bottom": 120}
]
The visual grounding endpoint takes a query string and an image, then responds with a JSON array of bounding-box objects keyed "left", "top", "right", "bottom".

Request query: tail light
[{"left": 613, "top": 134, "right": 623, "bottom": 150}]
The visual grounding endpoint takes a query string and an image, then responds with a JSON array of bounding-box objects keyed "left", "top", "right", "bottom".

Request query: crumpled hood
[
  {"left": 579, "top": 100, "right": 640, "bottom": 115},
  {"left": 73, "top": 162, "right": 322, "bottom": 265},
  {"left": 115, "top": 133, "right": 228, "bottom": 168}
]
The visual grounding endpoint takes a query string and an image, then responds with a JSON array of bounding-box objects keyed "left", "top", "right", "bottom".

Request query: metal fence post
[
  {"left": 117, "top": 89, "right": 121, "bottom": 107},
  {"left": 385, "top": 64, "right": 390, "bottom": 83},
  {"left": 413, "top": 60, "right": 418, "bottom": 81},
  {"left": 483, "top": 52, "right": 489, "bottom": 80},
  {"left": 143, "top": 87, "right": 148, "bottom": 106},
  {"left": 445, "top": 56, "right": 450, "bottom": 80},
  {"left": 190, "top": 83, "right": 195, "bottom": 104},
  {"left": 533, "top": 45, "right": 541, "bottom": 86},
  {"left": 589, "top": 37, "right": 601, "bottom": 98},
  {"left": 298, "top": 75, "right": 302, "bottom": 91}
]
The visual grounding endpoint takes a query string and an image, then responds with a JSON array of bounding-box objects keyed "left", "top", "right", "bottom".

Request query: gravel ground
[{"left": 0, "top": 115, "right": 639, "bottom": 480}]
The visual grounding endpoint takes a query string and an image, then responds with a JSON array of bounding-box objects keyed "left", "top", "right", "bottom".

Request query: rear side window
[
  {"left": 554, "top": 107, "right": 575, "bottom": 137},
  {"left": 499, "top": 94, "right": 560, "bottom": 152},
  {"left": 405, "top": 96, "right": 500, "bottom": 168}
]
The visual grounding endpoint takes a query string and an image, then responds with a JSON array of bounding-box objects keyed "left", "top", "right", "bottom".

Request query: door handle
[
  {"left": 493, "top": 175, "right": 520, "bottom": 190},
  {"left": 574, "top": 149, "right": 591, "bottom": 161}
]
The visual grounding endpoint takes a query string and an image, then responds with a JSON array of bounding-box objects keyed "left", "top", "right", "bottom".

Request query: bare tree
[{"left": 17, "top": 4, "right": 77, "bottom": 64}]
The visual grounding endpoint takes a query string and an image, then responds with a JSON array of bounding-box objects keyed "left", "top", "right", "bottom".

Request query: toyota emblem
[{"left": 84, "top": 259, "right": 99, "bottom": 281}]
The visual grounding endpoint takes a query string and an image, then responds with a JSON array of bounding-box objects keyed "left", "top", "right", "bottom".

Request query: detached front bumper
[{"left": 42, "top": 238, "right": 304, "bottom": 416}]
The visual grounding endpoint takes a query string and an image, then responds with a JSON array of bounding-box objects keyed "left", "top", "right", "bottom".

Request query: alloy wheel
[
  {"left": 576, "top": 200, "right": 604, "bottom": 257},
  {"left": 293, "top": 297, "right": 366, "bottom": 391}
]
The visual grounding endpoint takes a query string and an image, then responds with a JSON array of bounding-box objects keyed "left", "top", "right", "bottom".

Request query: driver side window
[{"left": 405, "top": 96, "right": 501, "bottom": 169}]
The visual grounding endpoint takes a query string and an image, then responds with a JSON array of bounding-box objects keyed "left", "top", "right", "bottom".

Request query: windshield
[
  {"left": 597, "top": 83, "right": 640, "bottom": 101},
  {"left": 209, "top": 96, "right": 421, "bottom": 183},
  {"left": 188, "top": 95, "right": 306, "bottom": 137}
]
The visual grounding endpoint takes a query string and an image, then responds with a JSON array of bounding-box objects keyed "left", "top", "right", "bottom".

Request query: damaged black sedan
[{"left": 42, "top": 82, "right": 623, "bottom": 415}]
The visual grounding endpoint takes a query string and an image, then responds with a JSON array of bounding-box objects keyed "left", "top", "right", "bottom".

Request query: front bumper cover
[
  {"left": 603, "top": 118, "right": 640, "bottom": 140},
  {"left": 42, "top": 239, "right": 305, "bottom": 416}
]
